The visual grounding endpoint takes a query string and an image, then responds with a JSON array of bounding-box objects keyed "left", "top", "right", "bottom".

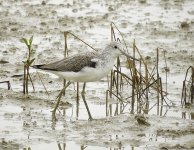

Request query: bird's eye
[{"left": 114, "top": 45, "right": 118, "bottom": 49}]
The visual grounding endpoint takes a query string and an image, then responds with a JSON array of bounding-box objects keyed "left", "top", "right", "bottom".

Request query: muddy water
[{"left": 1, "top": 0, "right": 194, "bottom": 149}]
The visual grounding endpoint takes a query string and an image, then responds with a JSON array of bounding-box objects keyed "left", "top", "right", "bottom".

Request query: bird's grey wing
[{"left": 33, "top": 52, "right": 97, "bottom": 72}]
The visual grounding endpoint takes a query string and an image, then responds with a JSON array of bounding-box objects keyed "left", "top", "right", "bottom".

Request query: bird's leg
[
  {"left": 81, "top": 83, "right": 93, "bottom": 120},
  {"left": 81, "top": 82, "right": 86, "bottom": 95},
  {"left": 52, "top": 81, "right": 71, "bottom": 122},
  {"left": 63, "top": 79, "right": 67, "bottom": 95}
]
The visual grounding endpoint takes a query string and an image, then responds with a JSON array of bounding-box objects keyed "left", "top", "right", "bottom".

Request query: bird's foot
[
  {"left": 51, "top": 110, "right": 58, "bottom": 122},
  {"left": 81, "top": 90, "right": 86, "bottom": 96},
  {"left": 88, "top": 116, "right": 93, "bottom": 121}
]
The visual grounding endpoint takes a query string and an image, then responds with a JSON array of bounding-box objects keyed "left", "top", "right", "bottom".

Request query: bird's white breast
[{"left": 51, "top": 59, "right": 115, "bottom": 82}]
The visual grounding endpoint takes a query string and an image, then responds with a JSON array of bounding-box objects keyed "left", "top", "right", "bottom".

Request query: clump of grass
[
  {"left": 106, "top": 22, "right": 169, "bottom": 117},
  {"left": 22, "top": 36, "right": 35, "bottom": 94}
]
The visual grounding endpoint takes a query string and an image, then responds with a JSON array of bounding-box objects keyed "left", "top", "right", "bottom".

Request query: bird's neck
[{"left": 99, "top": 50, "right": 118, "bottom": 61}]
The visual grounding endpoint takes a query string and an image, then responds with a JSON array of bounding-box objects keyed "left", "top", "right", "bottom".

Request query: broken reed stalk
[
  {"left": 111, "top": 25, "right": 116, "bottom": 42},
  {"left": 64, "top": 31, "right": 68, "bottom": 57},
  {"left": 0, "top": 81, "right": 11, "bottom": 90},
  {"left": 137, "top": 60, "right": 142, "bottom": 113},
  {"left": 156, "top": 48, "right": 160, "bottom": 115},
  {"left": 131, "top": 40, "right": 136, "bottom": 114},
  {"left": 111, "top": 22, "right": 128, "bottom": 51},
  {"left": 63, "top": 32, "right": 69, "bottom": 96},
  {"left": 106, "top": 90, "right": 109, "bottom": 116},
  {"left": 63, "top": 32, "right": 72, "bottom": 98},
  {"left": 109, "top": 71, "right": 114, "bottom": 115},
  {"left": 109, "top": 24, "right": 117, "bottom": 98},
  {"left": 110, "top": 24, "right": 127, "bottom": 116},
  {"left": 115, "top": 57, "right": 119, "bottom": 115},
  {"left": 64, "top": 31, "right": 97, "bottom": 52},
  {"left": 117, "top": 38, "right": 124, "bottom": 114},
  {"left": 134, "top": 43, "right": 150, "bottom": 113},
  {"left": 116, "top": 58, "right": 120, "bottom": 94},
  {"left": 163, "top": 49, "right": 168, "bottom": 94},
  {"left": 116, "top": 56, "right": 123, "bottom": 115},
  {"left": 108, "top": 25, "right": 117, "bottom": 116},
  {"left": 159, "top": 77, "right": 164, "bottom": 116},
  {"left": 114, "top": 70, "right": 133, "bottom": 83}
]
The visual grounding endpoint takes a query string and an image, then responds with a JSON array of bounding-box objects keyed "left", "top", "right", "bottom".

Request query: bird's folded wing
[{"left": 32, "top": 52, "right": 97, "bottom": 72}]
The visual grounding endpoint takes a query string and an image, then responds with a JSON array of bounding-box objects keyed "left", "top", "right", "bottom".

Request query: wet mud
[{"left": 0, "top": 0, "right": 194, "bottom": 149}]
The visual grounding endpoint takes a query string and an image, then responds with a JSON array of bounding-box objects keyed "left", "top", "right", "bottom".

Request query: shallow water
[
  {"left": 0, "top": 91, "right": 193, "bottom": 149},
  {"left": 21, "top": 141, "right": 143, "bottom": 150}
]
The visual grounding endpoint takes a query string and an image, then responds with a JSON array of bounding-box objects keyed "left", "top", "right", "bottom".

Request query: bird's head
[{"left": 106, "top": 41, "right": 139, "bottom": 61}]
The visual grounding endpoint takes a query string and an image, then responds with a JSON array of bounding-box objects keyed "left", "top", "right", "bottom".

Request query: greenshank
[{"left": 33, "top": 41, "right": 138, "bottom": 120}]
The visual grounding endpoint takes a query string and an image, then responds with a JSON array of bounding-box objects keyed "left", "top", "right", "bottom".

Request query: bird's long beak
[{"left": 120, "top": 49, "right": 139, "bottom": 61}]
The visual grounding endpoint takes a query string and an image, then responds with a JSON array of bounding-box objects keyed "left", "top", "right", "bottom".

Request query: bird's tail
[{"left": 31, "top": 65, "right": 45, "bottom": 69}]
